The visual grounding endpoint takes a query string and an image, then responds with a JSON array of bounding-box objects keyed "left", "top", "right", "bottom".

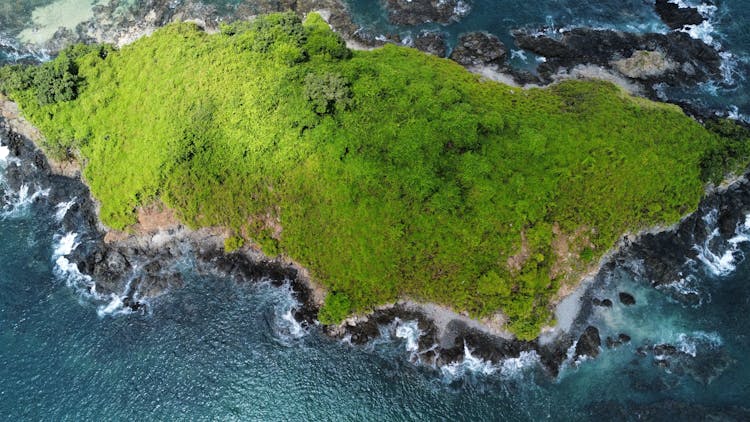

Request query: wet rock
[
  {"left": 619, "top": 292, "right": 636, "bottom": 306},
  {"left": 413, "top": 31, "right": 447, "bottom": 58},
  {"left": 592, "top": 298, "right": 613, "bottom": 307},
  {"left": 654, "top": 0, "right": 705, "bottom": 30},
  {"left": 450, "top": 32, "right": 507, "bottom": 67},
  {"left": 575, "top": 326, "right": 601, "bottom": 359},
  {"left": 514, "top": 27, "right": 722, "bottom": 89},
  {"left": 605, "top": 336, "right": 622, "bottom": 349},
  {"left": 618, "top": 333, "right": 631, "bottom": 343},
  {"left": 654, "top": 343, "right": 678, "bottom": 357},
  {"left": 384, "top": 0, "right": 471, "bottom": 26}
]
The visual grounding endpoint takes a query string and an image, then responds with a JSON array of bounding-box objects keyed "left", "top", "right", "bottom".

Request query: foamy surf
[
  {"left": 271, "top": 282, "right": 308, "bottom": 342},
  {"left": 55, "top": 197, "right": 77, "bottom": 221},
  {"left": 440, "top": 342, "right": 540, "bottom": 383},
  {"left": 692, "top": 210, "right": 750, "bottom": 277}
]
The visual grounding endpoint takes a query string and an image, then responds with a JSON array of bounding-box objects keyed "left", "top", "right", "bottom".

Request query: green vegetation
[{"left": 2, "top": 13, "right": 748, "bottom": 339}]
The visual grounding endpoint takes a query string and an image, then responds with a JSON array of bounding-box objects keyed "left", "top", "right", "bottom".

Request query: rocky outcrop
[
  {"left": 514, "top": 28, "right": 722, "bottom": 89},
  {"left": 449, "top": 32, "right": 506, "bottom": 66},
  {"left": 413, "top": 31, "right": 447, "bottom": 58},
  {"left": 574, "top": 326, "right": 601, "bottom": 360},
  {"left": 384, "top": 0, "right": 471, "bottom": 26},
  {"left": 611, "top": 50, "right": 677, "bottom": 79},
  {"left": 619, "top": 292, "right": 636, "bottom": 306},
  {"left": 654, "top": 0, "right": 705, "bottom": 30}
]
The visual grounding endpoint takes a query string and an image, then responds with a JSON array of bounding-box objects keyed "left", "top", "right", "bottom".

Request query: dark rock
[
  {"left": 654, "top": 343, "right": 678, "bottom": 356},
  {"left": 413, "top": 31, "right": 447, "bottom": 58},
  {"left": 574, "top": 326, "right": 601, "bottom": 359},
  {"left": 384, "top": 0, "right": 471, "bottom": 26},
  {"left": 654, "top": 0, "right": 704, "bottom": 30},
  {"left": 618, "top": 333, "right": 631, "bottom": 343},
  {"left": 513, "top": 27, "right": 723, "bottom": 88},
  {"left": 593, "top": 298, "right": 613, "bottom": 307},
  {"left": 450, "top": 32, "right": 507, "bottom": 67},
  {"left": 619, "top": 292, "right": 636, "bottom": 305},
  {"left": 605, "top": 336, "right": 622, "bottom": 349}
]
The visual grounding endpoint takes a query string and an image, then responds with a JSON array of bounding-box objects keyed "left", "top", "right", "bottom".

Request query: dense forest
[{"left": 1, "top": 12, "right": 748, "bottom": 338}]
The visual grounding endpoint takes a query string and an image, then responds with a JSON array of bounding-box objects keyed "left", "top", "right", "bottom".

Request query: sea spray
[{"left": 55, "top": 197, "right": 77, "bottom": 221}]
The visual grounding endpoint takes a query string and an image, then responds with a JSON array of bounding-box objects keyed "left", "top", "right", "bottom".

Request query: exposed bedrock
[
  {"left": 514, "top": 27, "right": 723, "bottom": 89},
  {"left": 413, "top": 30, "right": 448, "bottom": 58},
  {"left": 654, "top": 0, "right": 705, "bottom": 30},
  {"left": 449, "top": 31, "right": 507, "bottom": 66}
]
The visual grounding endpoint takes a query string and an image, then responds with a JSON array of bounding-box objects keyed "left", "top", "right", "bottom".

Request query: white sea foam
[
  {"left": 394, "top": 320, "right": 422, "bottom": 353},
  {"left": 692, "top": 210, "right": 750, "bottom": 277},
  {"left": 452, "top": 1, "right": 471, "bottom": 18},
  {"left": 499, "top": 350, "right": 540, "bottom": 377},
  {"left": 694, "top": 229, "right": 737, "bottom": 276},
  {"left": 727, "top": 106, "right": 750, "bottom": 124},
  {"left": 441, "top": 343, "right": 498, "bottom": 381},
  {"left": 511, "top": 50, "right": 527, "bottom": 62},
  {"left": 684, "top": 21, "right": 716, "bottom": 45},
  {"left": 271, "top": 282, "right": 308, "bottom": 341},
  {"left": 2, "top": 183, "right": 50, "bottom": 216},
  {"left": 676, "top": 331, "right": 723, "bottom": 357},
  {"left": 0, "top": 145, "right": 9, "bottom": 162},
  {"left": 440, "top": 342, "right": 539, "bottom": 382},
  {"left": 55, "top": 197, "right": 77, "bottom": 221},
  {"left": 280, "top": 308, "right": 305, "bottom": 338},
  {"left": 97, "top": 293, "right": 133, "bottom": 317},
  {"left": 54, "top": 232, "right": 79, "bottom": 257}
]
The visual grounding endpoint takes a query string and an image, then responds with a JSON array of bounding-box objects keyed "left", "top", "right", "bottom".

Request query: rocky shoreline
[{"left": 3, "top": 91, "right": 750, "bottom": 377}]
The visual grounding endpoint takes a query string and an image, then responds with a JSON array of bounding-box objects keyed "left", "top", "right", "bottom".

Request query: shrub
[
  {"left": 318, "top": 292, "right": 352, "bottom": 324},
  {"left": 304, "top": 72, "right": 352, "bottom": 115},
  {"left": 224, "top": 236, "right": 245, "bottom": 253}
]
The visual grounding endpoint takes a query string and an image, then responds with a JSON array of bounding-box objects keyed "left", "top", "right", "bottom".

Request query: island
[{"left": 1, "top": 12, "right": 748, "bottom": 340}]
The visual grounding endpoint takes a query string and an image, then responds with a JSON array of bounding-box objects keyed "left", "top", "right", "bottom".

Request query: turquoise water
[{"left": 2, "top": 134, "right": 750, "bottom": 419}]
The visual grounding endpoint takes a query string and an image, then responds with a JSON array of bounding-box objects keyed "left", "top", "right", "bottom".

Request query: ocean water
[{"left": 1, "top": 0, "right": 750, "bottom": 419}]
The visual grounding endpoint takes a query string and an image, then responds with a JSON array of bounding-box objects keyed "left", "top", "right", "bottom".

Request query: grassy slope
[{"left": 2, "top": 13, "right": 746, "bottom": 339}]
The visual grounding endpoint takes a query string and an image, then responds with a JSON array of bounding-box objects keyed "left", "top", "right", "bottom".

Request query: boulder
[
  {"left": 654, "top": 0, "right": 704, "bottom": 30},
  {"left": 619, "top": 292, "right": 636, "bottom": 306},
  {"left": 575, "top": 326, "right": 601, "bottom": 359},
  {"left": 450, "top": 32, "right": 507, "bottom": 66},
  {"left": 414, "top": 31, "right": 447, "bottom": 58}
]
